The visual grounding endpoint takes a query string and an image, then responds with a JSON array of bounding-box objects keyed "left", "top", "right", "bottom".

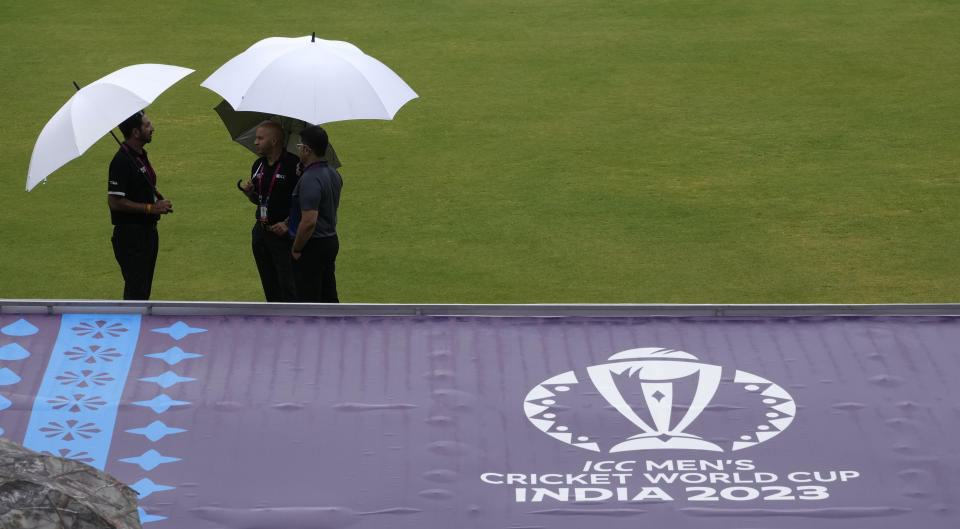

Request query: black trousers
[
  {"left": 293, "top": 235, "right": 339, "bottom": 303},
  {"left": 111, "top": 223, "right": 158, "bottom": 300},
  {"left": 252, "top": 222, "right": 297, "bottom": 302}
]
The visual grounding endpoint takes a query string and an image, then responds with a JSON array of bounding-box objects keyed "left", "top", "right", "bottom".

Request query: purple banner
[{"left": 1, "top": 313, "right": 958, "bottom": 528}]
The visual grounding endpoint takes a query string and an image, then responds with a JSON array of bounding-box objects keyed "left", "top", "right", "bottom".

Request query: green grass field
[{"left": 1, "top": 0, "right": 958, "bottom": 303}]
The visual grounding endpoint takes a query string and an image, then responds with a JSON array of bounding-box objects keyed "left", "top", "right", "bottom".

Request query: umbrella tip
[
  {"left": 311, "top": 32, "right": 316, "bottom": 42},
  {"left": 72, "top": 80, "right": 80, "bottom": 91}
]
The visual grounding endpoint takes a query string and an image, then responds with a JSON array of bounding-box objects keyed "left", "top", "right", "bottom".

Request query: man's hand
[
  {"left": 268, "top": 221, "right": 288, "bottom": 236},
  {"left": 239, "top": 179, "right": 259, "bottom": 204},
  {"left": 152, "top": 199, "right": 173, "bottom": 214},
  {"left": 291, "top": 249, "right": 302, "bottom": 261}
]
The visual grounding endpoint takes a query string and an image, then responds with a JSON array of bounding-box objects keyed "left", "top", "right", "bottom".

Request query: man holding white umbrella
[
  {"left": 107, "top": 111, "right": 173, "bottom": 300},
  {"left": 202, "top": 34, "right": 418, "bottom": 303},
  {"left": 26, "top": 62, "right": 193, "bottom": 300}
]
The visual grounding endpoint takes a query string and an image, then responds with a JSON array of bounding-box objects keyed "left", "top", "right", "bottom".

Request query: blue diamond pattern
[
  {"left": 133, "top": 394, "right": 191, "bottom": 413},
  {"left": 145, "top": 346, "right": 203, "bottom": 366},
  {"left": 0, "top": 395, "right": 10, "bottom": 411},
  {"left": 1, "top": 318, "right": 39, "bottom": 336},
  {"left": 130, "top": 477, "right": 176, "bottom": 499},
  {"left": 126, "top": 420, "right": 187, "bottom": 442},
  {"left": 0, "top": 367, "right": 21, "bottom": 386},
  {"left": 151, "top": 321, "right": 207, "bottom": 340},
  {"left": 140, "top": 370, "right": 196, "bottom": 389},
  {"left": 119, "top": 449, "right": 181, "bottom": 470},
  {"left": 0, "top": 342, "right": 31, "bottom": 360},
  {"left": 138, "top": 507, "right": 167, "bottom": 523}
]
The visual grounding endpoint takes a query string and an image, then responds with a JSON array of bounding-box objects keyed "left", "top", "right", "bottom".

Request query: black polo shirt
[
  {"left": 108, "top": 144, "right": 158, "bottom": 225},
  {"left": 250, "top": 151, "right": 300, "bottom": 224}
]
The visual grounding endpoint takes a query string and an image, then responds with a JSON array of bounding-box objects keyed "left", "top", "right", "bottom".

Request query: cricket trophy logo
[{"left": 524, "top": 348, "right": 796, "bottom": 453}]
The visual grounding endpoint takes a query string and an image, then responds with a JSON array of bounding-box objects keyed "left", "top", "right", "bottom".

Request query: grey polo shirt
[{"left": 289, "top": 161, "right": 342, "bottom": 239}]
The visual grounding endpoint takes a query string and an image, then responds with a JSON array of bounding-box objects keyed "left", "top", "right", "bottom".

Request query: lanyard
[
  {"left": 302, "top": 161, "right": 324, "bottom": 172},
  {"left": 121, "top": 143, "right": 157, "bottom": 186},
  {"left": 255, "top": 161, "right": 283, "bottom": 205}
]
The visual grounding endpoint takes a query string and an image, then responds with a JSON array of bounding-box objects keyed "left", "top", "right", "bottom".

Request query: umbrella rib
[{"left": 325, "top": 52, "right": 394, "bottom": 119}]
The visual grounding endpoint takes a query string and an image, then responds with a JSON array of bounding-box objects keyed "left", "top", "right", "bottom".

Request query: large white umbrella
[
  {"left": 26, "top": 63, "right": 194, "bottom": 191},
  {"left": 201, "top": 35, "right": 417, "bottom": 125}
]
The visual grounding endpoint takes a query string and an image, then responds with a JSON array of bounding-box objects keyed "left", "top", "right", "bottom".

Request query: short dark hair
[
  {"left": 118, "top": 111, "right": 145, "bottom": 138},
  {"left": 299, "top": 125, "right": 328, "bottom": 155}
]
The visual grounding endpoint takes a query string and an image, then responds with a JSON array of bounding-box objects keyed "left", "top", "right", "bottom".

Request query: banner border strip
[{"left": 3, "top": 300, "right": 960, "bottom": 318}]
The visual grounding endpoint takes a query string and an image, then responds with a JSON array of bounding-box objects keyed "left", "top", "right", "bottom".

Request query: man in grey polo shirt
[{"left": 289, "top": 125, "right": 343, "bottom": 302}]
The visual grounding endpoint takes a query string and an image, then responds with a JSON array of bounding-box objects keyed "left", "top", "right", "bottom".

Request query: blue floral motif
[
  {"left": 63, "top": 345, "right": 123, "bottom": 364},
  {"left": 23, "top": 314, "right": 141, "bottom": 471},
  {"left": 70, "top": 319, "right": 129, "bottom": 339},
  {"left": 41, "top": 448, "right": 95, "bottom": 464},
  {"left": 55, "top": 369, "right": 115, "bottom": 388},
  {"left": 47, "top": 393, "right": 108, "bottom": 413},
  {"left": 38, "top": 419, "right": 101, "bottom": 441}
]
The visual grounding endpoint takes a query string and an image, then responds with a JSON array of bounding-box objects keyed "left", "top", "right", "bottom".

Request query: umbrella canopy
[
  {"left": 26, "top": 63, "right": 194, "bottom": 191},
  {"left": 213, "top": 100, "right": 341, "bottom": 168},
  {"left": 201, "top": 35, "right": 417, "bottom": 125},
  {"left": 0, "top": 437, "right": 141, "bottom": 528}
]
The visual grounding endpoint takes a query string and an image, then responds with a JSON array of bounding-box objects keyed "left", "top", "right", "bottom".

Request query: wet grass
[{"left": 1, "top": 0, "right": 958, "bottom": 303}]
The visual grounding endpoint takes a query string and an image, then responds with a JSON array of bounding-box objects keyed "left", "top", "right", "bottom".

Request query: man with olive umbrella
[{"left": 237, "top": 121, "right": 301, "bottom": 302}]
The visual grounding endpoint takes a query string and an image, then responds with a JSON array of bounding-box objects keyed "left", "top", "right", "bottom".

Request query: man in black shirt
[
  {"left": 238, "top": 122, "right": 301, "bottom": 301},
  {"left": 107, "top": 111, "right": 173, "bottom": 300}
]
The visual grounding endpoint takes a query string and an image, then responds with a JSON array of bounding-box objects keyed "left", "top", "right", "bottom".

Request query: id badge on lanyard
[{"left": 257, "top": 161, "right": 282, "bottom": 223}]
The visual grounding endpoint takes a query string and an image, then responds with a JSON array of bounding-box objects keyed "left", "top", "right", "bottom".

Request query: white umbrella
[
  {"left": 201, "top": 35, "right": 417, "bottom": 125},
  {"left": 26, "top": 63, "right": 194, "bottom": 191}
]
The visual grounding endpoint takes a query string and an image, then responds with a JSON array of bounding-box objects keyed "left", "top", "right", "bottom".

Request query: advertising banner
[{"left": 1, "top": 313, "right": 957, "bottom": 528}]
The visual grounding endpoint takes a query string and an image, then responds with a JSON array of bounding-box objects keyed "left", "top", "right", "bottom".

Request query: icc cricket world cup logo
[{"left": 524, "top": 348, "right": 796, "bottom": 453}]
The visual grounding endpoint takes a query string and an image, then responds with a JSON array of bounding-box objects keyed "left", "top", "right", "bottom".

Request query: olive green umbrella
[{"left": 213, "top": 99, "right": 341, "bottom": 168}]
